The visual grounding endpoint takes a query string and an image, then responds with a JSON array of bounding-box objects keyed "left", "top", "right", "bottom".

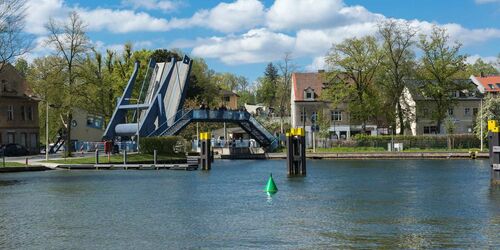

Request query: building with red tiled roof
[
  {"left": 290, "top": 71, "right": 380, "bottom": 146},
  {"left": 470, "top": 75, "right": 500, "bottom": 94}
]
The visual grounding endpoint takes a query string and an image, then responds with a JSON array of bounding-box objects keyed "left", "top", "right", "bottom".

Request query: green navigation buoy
[{"left": 265, "top": 173, "right": 278, "bottom": 193}]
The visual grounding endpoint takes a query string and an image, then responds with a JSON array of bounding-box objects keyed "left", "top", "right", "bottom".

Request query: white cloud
[
  {"left": 169, "top": 0, "right": 265, "bottom": 33},
  {"left": 191, "top": 28, "right": 295, "bottom": 64},
  {"left": 25, "top": 0, "right": 67, "bottom": 35},
  {"left": 121, "top": 0, "right": 180, "bottom": 13},
  {"left": 305, "top": 56, "right": 326, "bottom": 71},
  {"left": 78, "top": 8, "right": 170, "bottom": 33}
]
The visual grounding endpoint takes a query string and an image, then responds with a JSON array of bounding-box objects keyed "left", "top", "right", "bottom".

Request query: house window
[
  {"left": 489, "top": 84, "right": 495, "bottom": 89},
  {"left": 423, "top": 126, "right": 438, "bottom": 134},
  {"left": 30, "top": 133, "right": 37, "bottom": 149},
  {"left": 331, "top": 110, "right": 342, "bottom": 121},
  {"left": 86, "top": 115, "right": 103, "bottom": 129},
  {"left": 448, "top": 108, "right": 454, "bottom": 116},
  {"left": 422, "top": 108, "right": 429, "bottom": 117},
  {"left": 20, "top": 133, "right": 27, "bottom": 147},
  {"left": 223, "top": 96, "right": 230, "bottom": 102},
  {"left": 21, "top": 106, "right": 25, "bottom": 120},
  {"left": 311, "top": 111, "right": 318, "bottom": 123},
  {"left": 464, "top": 108, "right": 470, "bottom": 116},
  {"left": 473, "top": 108, "right": 479, "bottom": 116},
  {"left": 7, "top": 105, "right": 13, "bottom": 121},
  {"left": 496, "top": 83, "right": 500, "bottom": 89},
  {"left": 7, "top": 133, "right": 14, "bottom": 144},
  {"left": 27, "top": 106, "right": 33, "bottom": 121},
  {"left": 304, "top": 88, "right": 315, "bottom": 100},
  {"left": 300, "top": 111, "right": 307, "bottom": 122}
]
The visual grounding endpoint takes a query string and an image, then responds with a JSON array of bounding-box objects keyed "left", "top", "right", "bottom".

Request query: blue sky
[{"left": 25, "top": 0, "right": 500, "bottom": 83}]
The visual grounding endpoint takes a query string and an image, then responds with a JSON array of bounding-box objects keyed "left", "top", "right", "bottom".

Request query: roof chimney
[{"left": 480, "top": 71, "right": 485, "bottom": 77}]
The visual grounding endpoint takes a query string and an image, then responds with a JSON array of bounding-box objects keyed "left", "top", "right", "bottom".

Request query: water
[{"left": 0, "top": 159, "right": 499, "bottom": 249}]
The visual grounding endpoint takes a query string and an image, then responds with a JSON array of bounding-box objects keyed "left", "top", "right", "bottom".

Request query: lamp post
[
  {"left": 389, "top": 125, "right": 394, "bottom": 152},
  {"left": 45, "top": 102, "right": 60, "bottom": 161},
  {"left": 480, "top": 98, "right": 483, "bottom": 152}
]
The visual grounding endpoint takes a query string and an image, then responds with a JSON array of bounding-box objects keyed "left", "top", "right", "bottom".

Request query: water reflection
[{"left": 0, "top": 160, "right": 498, "bottom": 249}]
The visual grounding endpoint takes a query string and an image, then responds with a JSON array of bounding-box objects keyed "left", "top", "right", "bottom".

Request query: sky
[{"left": 23, "top": 0, "right": 500, "bottom": 83}]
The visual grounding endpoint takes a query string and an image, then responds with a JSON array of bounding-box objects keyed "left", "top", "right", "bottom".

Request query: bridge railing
[{"left": 192, "top": 109, "right": 250, "bottom": 120}]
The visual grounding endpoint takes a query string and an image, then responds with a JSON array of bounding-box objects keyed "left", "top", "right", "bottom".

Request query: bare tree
[
  {"left": 45, "top": 11, "right": 89, "bottom": 157},
  {"left": 277, "top": 52, "right": 297, "bottom": 133},
  {"left": 0, "top": 0, "right": 31, "bottom": 71}
]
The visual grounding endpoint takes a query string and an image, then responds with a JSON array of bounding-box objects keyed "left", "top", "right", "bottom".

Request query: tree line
[{"left": 321, "top": 20, "right": 499, "bottom": 136}]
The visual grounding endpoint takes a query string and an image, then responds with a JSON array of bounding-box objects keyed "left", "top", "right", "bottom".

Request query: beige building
[
  {"left": 0, "top": 64, "right": 39, "bottom": 153},
  {"left": 399, "top": 80, "right": 482, "bottom": 135},
  {"left": 71, "top": 108, "right": 105, "bottom": 142},
  {"left": 220, "top": 89, "right": 239, "bottom": 109},
  {"left": 290, "top": 72, "right": 380, "bottom": 146}
]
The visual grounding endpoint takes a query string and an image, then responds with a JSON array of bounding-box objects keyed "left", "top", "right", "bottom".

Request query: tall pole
[
  {"left": 45, "top": 101, "right": 49, "bottom": 161},
  {"left": 480, "top": 99, "right": 483, "bottom": 151}
]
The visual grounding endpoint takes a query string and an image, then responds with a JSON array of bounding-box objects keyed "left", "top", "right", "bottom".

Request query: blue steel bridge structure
[{"left": 103, "top": 55, "right": 278, "bottom": 152}]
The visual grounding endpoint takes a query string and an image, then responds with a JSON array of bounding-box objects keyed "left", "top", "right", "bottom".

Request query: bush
[
  {"left": 139, "top": 136, "right": 186, "bottom": 156},
  {"left": 353, "top": 134, "right": 480, "bottom": 149}
]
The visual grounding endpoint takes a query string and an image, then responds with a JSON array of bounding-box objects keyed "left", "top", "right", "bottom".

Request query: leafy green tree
[
  {"left": 417, "top": 26, "right": 468, "bottom": 133},
  {"left": 14, "top": 58, "right": 28, "bottom": 77},
  {"left": 377, "top": 20, "right": 417, "bottom": 134},
  {"left": 474, "top": 95, "right": 500, "bottom": 141},
  {"left": 323, "top": 36, "right": 384, "bottom": 132},
  {"left": 150, "top": 49, "right": 182, "bottom": 63},
  {"left": 464, "top": 58, "right": 499, "bottom": 77},
  {"left": 27, "top": 56, "right": 66, "bottom": 144},
  {"left": 45, "top": 11, "right": 89, "bottom": 156}
]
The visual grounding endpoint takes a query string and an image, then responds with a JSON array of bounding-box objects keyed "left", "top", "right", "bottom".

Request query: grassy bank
[
  {"left": 1, "top": 162, "right": 28, "bottom": 167},
  {"left": 46, "top": 153, "right": 186, "bottom": 165},
  {"left": 304, "top": 147, "right": 483, "bottom": 153}
]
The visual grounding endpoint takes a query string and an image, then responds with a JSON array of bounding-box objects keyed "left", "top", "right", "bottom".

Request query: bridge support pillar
[
  {"left": 488, "top": 120, "right": 500, "bottom": 185},
  {"left": 286, "top": 128, "right": 306, "bottom": 176},
  {"left": 200, "top": 132, "right": 212, "bottom": 171}
]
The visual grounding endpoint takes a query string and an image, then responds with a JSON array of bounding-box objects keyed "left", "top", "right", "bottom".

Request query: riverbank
[
  {"left": 0, "top": 166, "right": 52, "bottom": 173},
  {"left": 262, "top": 151, "right": 488, "bottom": 160}
]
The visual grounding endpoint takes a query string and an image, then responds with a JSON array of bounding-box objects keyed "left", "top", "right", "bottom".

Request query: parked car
[{"left": 0, "top": 144, "right": 30, "bottom": 157}]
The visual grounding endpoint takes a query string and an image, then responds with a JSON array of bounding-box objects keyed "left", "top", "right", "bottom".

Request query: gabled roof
[
  {"left": 404, "top": 79, "right": 482, "bottom": 100},
  {"left": 292, "top": 72, "right": 324, "bottom": 101},
  {"left": 219, "top": 88, "right": 239, "bottom": 97},
  {"left": 470, "top": 75, "right": 500, "bottom": 93}
]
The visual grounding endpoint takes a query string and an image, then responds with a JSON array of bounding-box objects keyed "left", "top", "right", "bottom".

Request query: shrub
[
  {"left": 139, "top": 136, "right": 186, "bottom": 156},
  {"left": 353, "top": 134, "right": 480, "bottom": 149}
]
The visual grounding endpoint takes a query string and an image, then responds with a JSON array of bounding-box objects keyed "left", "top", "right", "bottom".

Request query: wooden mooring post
[
  {"left": 200, "top": 132, "right": 211, "bottom": 171},
  {"left": 488, "top": 120, "right": 500, "bottom": 185},
  {"left": 286, "top": 128, "right": 306, "bottom": 176}
]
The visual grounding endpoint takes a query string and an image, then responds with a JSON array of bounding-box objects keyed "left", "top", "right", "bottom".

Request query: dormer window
[
  {"left": 489, "top": 84, "right": 495, "bottom": 89},
  {"left": 304, "top": 87, "right": 315, "bottom": 100},
  {"left": 496, "top": 83, "right": 500, "bottom": 89}
]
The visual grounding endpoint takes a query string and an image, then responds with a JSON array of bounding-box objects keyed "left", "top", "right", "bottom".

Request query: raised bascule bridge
[{"left": 103, "top": 55, "right": 278, "bottom": 152}]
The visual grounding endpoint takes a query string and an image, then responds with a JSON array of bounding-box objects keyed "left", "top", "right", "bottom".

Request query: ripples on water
[{"left": 0, "top": 159, "right": 498, "bottom": 249}]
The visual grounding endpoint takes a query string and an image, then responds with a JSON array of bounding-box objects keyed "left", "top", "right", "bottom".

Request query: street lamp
[{"left": 389, "top": 125, "right": 394, "bottom": 152}]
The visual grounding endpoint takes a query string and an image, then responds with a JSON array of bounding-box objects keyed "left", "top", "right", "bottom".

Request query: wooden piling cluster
[
  {"left": 488, "top": 120, "right": 500, "bottom": 185},
  {"left": 199, "top": 132, "right": 212, "bottom": 171},
  {"left": 286, "top": 128, "right": 306, "bottom": 176}
]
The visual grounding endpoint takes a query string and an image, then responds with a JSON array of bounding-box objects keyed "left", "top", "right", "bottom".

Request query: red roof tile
[
  {"left": 474, "top": 75, "right": 500, "bottom": 92},
  {"left": 292, "top": 72, "right": 325, "bottom": 101}
]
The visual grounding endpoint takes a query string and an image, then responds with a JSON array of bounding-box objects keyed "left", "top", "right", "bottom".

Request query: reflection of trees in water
[{"left": 0, "top": 180, "right": 20, "bottom": 187}]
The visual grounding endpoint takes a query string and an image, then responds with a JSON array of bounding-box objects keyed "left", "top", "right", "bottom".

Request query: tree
[
  {"left": 475, "top": 95, "right": 500, "bottom": 141},
  {"left": 417, "top": 26, "right": 467, "bottom": 133},
  {"left": 465, "top": 58, "right": 499, "bottom": 77},
  {"left": 27, "top": 56, "right": 66, "bottom": 144},
  {"left": 277, "top": 52, "right": 297, "bottom": 133},
  {"left": 14, "top": 58, "right": 28, "bottom": 76},
  {"left": 377, "top": 20, "right": 417, "bottom": 134},
  {"left": 45, "top": 11, "right": 89, "bottom": 156},
  {"left": 150, "top": 49, "right": 182, "bottom": 63},
  {"left": 323, "top": 36, "right": 384, "bottom": 132},
  {"left": 0, "top": 0, "right": 31, "bottom": 72},
  {"left": 256, "top": 63, "right": 280, "bottom": 108}
]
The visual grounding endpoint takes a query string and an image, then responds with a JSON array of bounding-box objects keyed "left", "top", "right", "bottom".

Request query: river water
[{"left": 0, "top": 159, "right": 499, "bottom": 249}]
